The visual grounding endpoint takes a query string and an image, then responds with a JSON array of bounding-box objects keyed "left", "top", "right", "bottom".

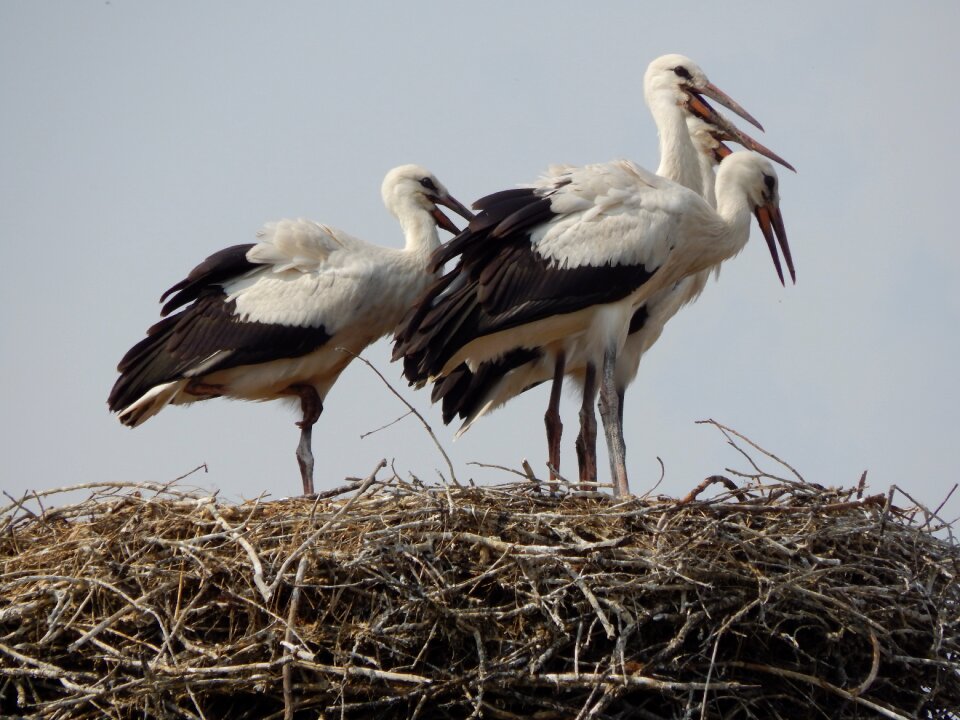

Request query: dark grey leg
[
  {"left": 545, "top": 351, "right": 566, "bottom": 482},
  {"left": 291, "top": 385, "right": 322, "bottom": 495},
  {"left": 575, "top": 363, "right": 598, "bottom": 490},
  {"left": 598, "top": 348, "right": 629, "bottom": 496}
]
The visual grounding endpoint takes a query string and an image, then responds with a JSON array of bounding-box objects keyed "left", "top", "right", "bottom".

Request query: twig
[
  {"left": 851, "top": 629, "right": 881, "bottom": 697},
  {"left": 283, "top": 555, "right": 310, "bottom": 720},
  {"left": 700, "top": 632, "right": 722, "bottom": 719},
  {"left": 725, "top": 661, "right": 910, "bottom": 720},
  {"left": 467, "top": 627, "right": 486, "bottom": 720},
  {"left": 678, "top": 475, "right": 744, "bottom": 505},
  {"left": 639, "top": 456, "right": 666, "bottom": 499},
  {"left": 930, "top": 483, "right": 958, "bottom": 530},
  {"left": 343, "top": 349, "right": 459, "bottom": 486},
  {"left": 360, "top": 410, "right": 414, "bottom": 439},
  {"left": 563, "top": 562, "right": 615, "bottom": 639},
  {"left": 175, "top": 463, "right": 209, "bottom": 482},
  {"left": 204, "top": 501, "right": 270, "bottom": 602},
  {"left": 520, "top": 673, "right": 747, "bottom": 691},
  {"left": 521, "top": 460, "right": 536, "bottom": 483},
  {"left": 697, "top": 418, "right": 805, "bottom": 483}
]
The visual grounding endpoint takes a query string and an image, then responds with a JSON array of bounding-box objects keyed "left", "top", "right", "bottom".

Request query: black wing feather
[
  {"left": 394, "top": 180, "right": 657, "bottom": 384},
  {"left": 471, "top": 187, "right": 536, "bottom": 212},
  {"left": 431, "top": 188, "right": 547, "bottom": 271},
  {"left": 108, "top": 288, "right": 331, "bottom": 412},
  {"left": 433, "top": 348, "right": 543, "bottom": 425},
  {"left": 159, "top": 244, "right": 257, "bottom": 316}
]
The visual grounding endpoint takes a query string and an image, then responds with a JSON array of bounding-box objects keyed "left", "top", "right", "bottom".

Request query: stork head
[
  {"left": 644, "top": 54, "right": 764, "bottom": 132},
  {"left": 382, "top": 164, "right": 474, "bottom": 235},
  {"left": 716, "top": 152, "right": 795, "bottom": 286}
]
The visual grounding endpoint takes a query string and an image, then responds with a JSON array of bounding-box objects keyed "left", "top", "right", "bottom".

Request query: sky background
[{"left": 2, "top": 2, "right": 958, "bottom": 523}]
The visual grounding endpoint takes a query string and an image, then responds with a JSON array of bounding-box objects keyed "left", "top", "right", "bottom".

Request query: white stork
[
  {"left": 394, "top": 151, "right": 793, "bottom": 496},
  {"left": 432, "top": 112, "right": 786, "bottom": 438},
  {"left": 108, "top": 165, "right": 472, "bottom": 495},
  {"left": 408, "top": 55, "right": 795, "bottom": 488}
]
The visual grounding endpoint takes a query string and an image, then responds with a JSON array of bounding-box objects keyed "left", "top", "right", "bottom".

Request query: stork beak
[
  {"left": 688, "top": 95, "right": 797, "bottom": 173},
  {"left": 697, "top": 81, "right": 765, "bottom": 131},
  {"left": 431, "top": 193, "right": 475, "bottom": 235},
  {"left": 712, "top": 139, "right": 733, "bottom": 163},
  {"left": 754, "top": 204, "right": 795, "bottom": 285}
]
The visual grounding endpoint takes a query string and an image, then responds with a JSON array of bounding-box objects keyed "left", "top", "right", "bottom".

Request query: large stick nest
[{"left": 2, "top": 425, "right": 958, "bottom": 719}]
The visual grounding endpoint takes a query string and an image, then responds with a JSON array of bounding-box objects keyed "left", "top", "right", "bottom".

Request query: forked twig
[
  {"left": 342, "top": 349, "right": 458, "bottom": 486},
  {"left": 697, "top": 418, "right": 805, "bottom": 483}
]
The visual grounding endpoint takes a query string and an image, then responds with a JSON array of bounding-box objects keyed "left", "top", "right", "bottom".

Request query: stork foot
[{"left": 292, "top": 385, "right": 323, "bottom": 429}]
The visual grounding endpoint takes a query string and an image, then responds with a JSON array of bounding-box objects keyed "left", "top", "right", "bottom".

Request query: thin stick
[
  {"left": 699, "top": 632, "right": 722, "bottom": 719},
  {"left": 697, "top": 418, "right": 805, "bottom": 483},
  {"left": 205, "top": 501, "right": 270, "bottom": 602},
  {"left": 725, "top": 661, "right": 910, "bottom": 720},
  {"left": 678, "top": 475, "right": 743, "bottom": 505},
  {"left": 851, "top": 630, "right": 881, "bottom": 697},
  {"left": 175, "top": 464, "right": 209, "bottom": 481},
  {"left": 360, "top": 410, "right": 414, "bottom": 439},
  {"left": 639, "top": 456, "right": 667, "bottom": 499},
  {"left": 563, "top": 562, "right": 615, "bottom": 639},
  {"left": 342, "top": 350, "right": 458, "bottom": 486},
  {"left": 282, "top": 555, "right": 310, "bottom": 720},
  {"left": 930, "top": 483, "right": 958, "bottom": 529}
]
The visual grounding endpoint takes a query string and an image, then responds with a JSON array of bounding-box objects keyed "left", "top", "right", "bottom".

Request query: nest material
[{"left": 1, "top": 431, "right": 958, "bottom": 719}]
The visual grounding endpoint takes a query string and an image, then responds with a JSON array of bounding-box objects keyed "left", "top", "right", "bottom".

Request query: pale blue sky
[{"left": 2, "top": 2, "right": 958, "bottom": 522}]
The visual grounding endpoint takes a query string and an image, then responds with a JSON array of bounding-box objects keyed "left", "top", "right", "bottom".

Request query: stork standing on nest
[
  {"left": 394, "top": 151, "right": 793, "bottom": 497},
  {"left": 396, "top": 56, "right": 795, "bottom": 494},
  {"left": 429, "top": 57, "right": 796, "bottom": 479},
  {"left": 108, "top": 165, "right": 472, "bottom": 495},
  {"left": 432, "top": 110, "right": 795, "bottom": 480}
]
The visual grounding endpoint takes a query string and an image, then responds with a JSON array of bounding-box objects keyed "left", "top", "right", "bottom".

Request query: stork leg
[
  {"left": 598, "top": 347, "right": 629, "bottom": 497},
  {"left": 291, "top": 385, "right": 323, "bottom": 496},
  {"left": 544, "top": 351, "right": 566, "bottom": 483},
  {"left": 575, "top": 363, "right": 598, "bottom": 491}
]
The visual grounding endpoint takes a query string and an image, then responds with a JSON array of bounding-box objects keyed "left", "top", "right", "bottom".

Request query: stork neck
[
  {"left": 697, "top": 149, "right": 718, "bottom": 209},
  {"left": 649, "top": 96, "right": 702, "bottom": 195},
  {"left": 713, "top": 181, "right": 753, "bottom": 257},
  {"left": 396, "top": 206, "right": 442, "bottom": 260}
]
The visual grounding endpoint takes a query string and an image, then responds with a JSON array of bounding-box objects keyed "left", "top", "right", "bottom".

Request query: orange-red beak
[
  {"left": 431, "top": 193, "right": 475, "bottom": 235},
  {"left": 699, "top": 80, "right": 764, "bottom": 131},
  {"left": 755, "top": 204, "right": 795, "bottom": 285},
  {"left": 687, "top": 94, "right": 796, "bottom": 173}
]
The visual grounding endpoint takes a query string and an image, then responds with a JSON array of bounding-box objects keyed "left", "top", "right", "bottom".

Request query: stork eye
[
  {"left": 673, "top": 66, "right": 692, "bottom": 80},
  {"left": 763, "top": 174, "right": 776, "bottom": 192},
  {"left": 419, "top": 177, "right": 438, "bottom": 192}
]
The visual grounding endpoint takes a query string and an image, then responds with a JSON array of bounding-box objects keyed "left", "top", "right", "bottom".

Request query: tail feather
[
  {"left": 454, "top": 397, "right": 497, "bottom": 439},
  {"left": 115, "top": 380, "right": 189, "bottom": 427}
]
